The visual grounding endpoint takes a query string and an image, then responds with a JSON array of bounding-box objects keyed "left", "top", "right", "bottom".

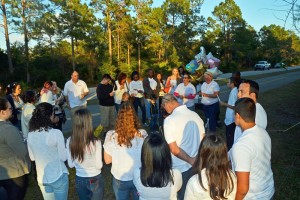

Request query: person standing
[
  {"left": 143, "top": 69, "right": 160, "bottom": 121},
  {"left": 96, "top": 74, "right": 116, "bottom": 133},
  {"left": 21, "top": 90, "right": 36, "bottom": 141},
  {"left": 133, "top": 134, "right": 182, "bottom": 200},
  {"left": 200, "top": 71, "right": 220, "bottom": 134},
  {"left": 233, "top": 80, "right": 267, "bottom": 143},
  {"left": 129, "top": 71, "right": 147, "bottom": 125},
  {"left": 162, "top": 94, "right": 205, "bottom": 200},
  {"left": 164, "top": 68, "right": 181, "bottom": 95},
  {"left": 6, "top": 82, "right": 24, "bottom": 129},
  {"left": 27, "top": 102, "right": 69, "bottom": 200},
  {"left": 0, "top": 98, "right": 31, "bottom": 200},
  {"left": 103, "top": 102, "right": 147, "bottom": 200},
  {"left": 67, "top": 109, "right": 104, "bottom": 200},
  {"left": 63, "top": 71, "right": 89, "bottom": 120},
  {"left": 219, "top": 77, "right": 239, "bottom": 150},
  {"left": 174, "top": 73, "right": 196, "bottom": 111},
  {"left": 114, "top": 72, "right": 129, "bottom": 113},
  {"left": 230, "top": 98, "right": 274, "bottom": 200}
]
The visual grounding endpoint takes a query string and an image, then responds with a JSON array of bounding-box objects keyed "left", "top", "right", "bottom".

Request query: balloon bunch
[{"left": 185, "top": 46, "right": 222, "bottom": 82}]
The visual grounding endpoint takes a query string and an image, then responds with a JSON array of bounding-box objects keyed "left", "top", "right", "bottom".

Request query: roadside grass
[{"left": 25, "top": 79, "right": 300, "bottom": 200}]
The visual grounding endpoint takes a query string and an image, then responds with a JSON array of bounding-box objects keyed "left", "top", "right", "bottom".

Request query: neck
[
  {"left": 206, "top": 80, "right": 212, "bottom": 84},
  {"left": 240, "top": 122, "right": 255, "bottom": 132}
]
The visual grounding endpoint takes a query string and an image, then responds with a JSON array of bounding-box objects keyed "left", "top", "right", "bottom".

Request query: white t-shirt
[
  {"left": 224, "top": 87, "right": 238, "bottom": 125},
  {"left": 114, "top": 80, "right": 129, "bottom": 104},
  {"left": 148, "top": 78, "right": 158, "bottom": 90},
  {"left": 40, "top": 91, "right": 56, "bottom": 105},
  {"left": 184, "top": 169, "right": 237, "bottom": 200},
  {"left": 129, "top": 80, "right": 144, "bottom": 98},
  {"left": 201, "top": 81, "right": 220, "bottom": 105},
  {"left": 63, "top": 79, "right": 89, "bottom": 108},
  {"left": 66, "top": 138, "right": 103, "bottom": 177},
  {"left": 133, "top": 168, "right": 182, "bottom": 200},
  {"left": 164, "top": 105, "right": 205, "bottom": 172},
  {"left": 27, "top": 128, "right": 68, "bottom": 184},
  {"left": 234, "top": 102, "right": 267, "bottom": 142},
  {"left": 21, "top": 103, "right": 35, "bottom": 140},
  {"left": 103, "top": 129, "right": 148, "bottom": 181},
  {"left": 174, "top": 83, "right": 196, "bottom": 108},
  {"left": 230, "top": 125, "right": 275, "bottom": 199}
]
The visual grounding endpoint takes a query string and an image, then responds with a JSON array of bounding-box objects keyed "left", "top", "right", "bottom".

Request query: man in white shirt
[
  {"left": 219, "top": 77, "right": 239, "bottom": 150},
  {"left": 233, "top": 79, "right": 267, "bottom": 143},
  {"left": 162, "top": 94, "right": 205, "bottom": 200},
  {"left": 230, "top": 97, "right": 274, "bottom": 200},
  {"left": 63, "top": 71, "right": 89, "bottom": 120}
]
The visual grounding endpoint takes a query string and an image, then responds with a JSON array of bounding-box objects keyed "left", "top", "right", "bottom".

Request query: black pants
[
  {"left": 0, "top": 174, "right": 29, "bottom": 200},
  {"left": 225, "top": 122, "right": 236, "bottom": 151}
]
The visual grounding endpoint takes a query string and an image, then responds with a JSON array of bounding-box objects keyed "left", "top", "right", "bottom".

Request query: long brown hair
[
  {"left": 115, "top": 102, "right": 141, "bottom": 147},
  {"left": 69, "top": 108, "right": 96, "bottom": 163},
  {"left": 193, "top": 135, "right": 234, "bottom": 200}
]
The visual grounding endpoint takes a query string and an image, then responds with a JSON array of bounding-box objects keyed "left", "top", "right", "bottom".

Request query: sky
[{"left": 0, "top": 0, "right": 295, "bottom": 50}]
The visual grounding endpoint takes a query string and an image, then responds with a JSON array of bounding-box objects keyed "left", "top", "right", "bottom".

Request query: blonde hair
[
  {"left": 69, "top": 108, "right": 96, "bottom": 162},
  {"left": 115, "top": 102, "right": 141, "bottom": 147}
]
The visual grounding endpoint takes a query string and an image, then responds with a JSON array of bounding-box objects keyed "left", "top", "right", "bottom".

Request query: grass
[{"left": 24, "top": 80, "right": 300, "bottom": 200}]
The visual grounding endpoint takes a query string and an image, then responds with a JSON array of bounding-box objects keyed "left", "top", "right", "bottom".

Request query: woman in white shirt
[
  {"left": 129, "top": 71, "right": 147, "bottom": 125},
  {"left": 184, "top": 135, "right": 236, "bottom": 200},
  {"left": 67, "top": 108, "right": 103, "bottom": 200},
  {"left": 104, "top": 102, "right": 148, "bottom": 200},
  {"left": 133, "top": 133, "right": 182, "bottom": 200},
  {"left": 40, "top": 81, "right": 56, "bottom": 105},
  {"left": 114, "top": 72, "right": 129, "bottom": 113},
  {"left": 27, "top": 102, "right": 69, "bottom": 200}
]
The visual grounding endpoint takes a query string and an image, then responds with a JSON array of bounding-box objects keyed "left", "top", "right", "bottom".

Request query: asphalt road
[{"left": 62, "top": 66, "right": 300, "bottom": 133}]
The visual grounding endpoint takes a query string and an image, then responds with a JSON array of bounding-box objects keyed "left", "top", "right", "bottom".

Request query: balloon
[{"left": 185, "top": 60, "right": 199, "bottom": 74}]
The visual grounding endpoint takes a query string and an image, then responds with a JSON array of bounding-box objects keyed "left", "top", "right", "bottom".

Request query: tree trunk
[
  {"left": 71, "top": 36, "right": 75, "bottom": 70},
  {"left": 138, "top": 42, "right": 141, "bottom": 73},
  {"left": 117, "top": 29, "right": 120, "bottom": 65},
  {"left": 1, "top": 0, "right": 14, "bottom": 74},
  {"left": 127, "top": 43, "right": 130, "bottom": 65},
  {"left": 22, "top": 0, "right": 30, "bottom": 83},
  {"left": 106, "top": 8, "right": 112, "bottom": 65}
]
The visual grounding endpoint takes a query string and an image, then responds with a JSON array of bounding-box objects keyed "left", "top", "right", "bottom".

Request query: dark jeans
[
  {"left": 203, "top": 102, "right": 220, "bottom": 132},
  {"left": 112, "top": 177, "right": 138, "bottom": 200},
  {"left": 133, "top": 97, "right": 146, "bottom": 123},
  {"left": 149, "top": 114, "right": 158, "bottom": 131},
  {"left": 75, "top": 174, "right": 104, "bottom": 200},
  {"left": 0, "top": 174, "right": 28, "bottom": 200},
  {"left": 115, "top": 103, "right": 120, "bottom": 113},
  {"left": 225, "top": 122, "right": 236, "bottom": 151},
  {"left": 177, "top": 167, "right": 193, "bottom": 200}
]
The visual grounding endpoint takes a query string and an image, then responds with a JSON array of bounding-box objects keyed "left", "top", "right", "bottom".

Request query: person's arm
[
  {"left": 168, "top": 141, "right": 195, "bottom": 165},
  {"left": 142, "top": 79, "right": 151, "bottom": 95},
  {"left": 103, "top": 151, "right": 112, "bottom": 164},
  {"left": 95, "top": 140, "right": 103, "bottom": 169},
  {"left": 202, "top": 91, "right": 219, "bottom": 98},
  {"left": 6, "top": 126, "right": 28, "bottom": 158},
  {"left": 235, "top": 171, "right": 250, "bottom": 200},
  {"left": 56, "top": 130, "right": 67, "bottom": 162},
  {"left": 220, "top": 101, "right": 235, "bottom": 109},
  {"left": 82, "top": 81, "right": 89, "bottom": 97},
  {"left": 66, "top": 138, "right": 75, "bottom": 168}
]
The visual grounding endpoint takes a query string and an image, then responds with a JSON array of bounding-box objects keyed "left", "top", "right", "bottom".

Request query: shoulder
[{"left": 0, "top": 122, "right": 20, "bottom": 136}]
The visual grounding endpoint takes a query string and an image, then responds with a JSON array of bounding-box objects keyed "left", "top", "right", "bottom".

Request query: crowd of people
[{"left": 0, "top": 68, "right": 275, "bottom": 200}]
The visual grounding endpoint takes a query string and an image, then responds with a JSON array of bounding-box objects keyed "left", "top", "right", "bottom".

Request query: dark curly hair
[{"left": 29, "top": 102, "right": 54, "bottom": 132}]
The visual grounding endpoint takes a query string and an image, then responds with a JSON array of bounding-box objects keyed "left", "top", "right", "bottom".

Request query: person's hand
[
  {"left": 219, "top": 101, "right": 226, "bottom": 106},
  {"left": 109, "top": 91, "right": 114, "bottom": 96}
]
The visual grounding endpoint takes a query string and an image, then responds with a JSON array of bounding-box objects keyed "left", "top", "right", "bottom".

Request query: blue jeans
[
  {"left": 75, "top": 174, "right": 104, "bottom": 200},
  {"left": 112, "top": 177, "right": 138, "bottom": 200},
  {"left": 133, "top": 97, "right": 146, "bottom": 123},
  {"left": 39, "top": 173, "right": 69, "bottom": 200},
  {"left": 203, "top": 102, "right": 220, "bottom": 132}
]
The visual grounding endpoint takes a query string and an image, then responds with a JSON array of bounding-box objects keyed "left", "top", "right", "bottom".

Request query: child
[
  {"left": 121, "top": 92, "right": 130, "bottom": 104},
  {"left": 149, "top": 94, "right": 159, "bottom": 133},
  {"left": 184, "top": 135, "right": 237, "bottom": 200}
]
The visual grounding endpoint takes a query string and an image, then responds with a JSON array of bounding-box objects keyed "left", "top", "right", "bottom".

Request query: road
[{"left": 62, "top": 66, "right": 300, "bottom": 133}]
